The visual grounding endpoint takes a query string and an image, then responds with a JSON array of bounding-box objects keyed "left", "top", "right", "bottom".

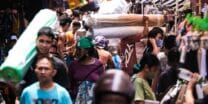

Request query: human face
[
  {"left": 35, "top": 58, "right": 56, "bottom": 83},
  {"left": 99, "top": 94, "right": 128, "bottom": 104},
  {"left": 49, "top": 47, "right": 58, "bottom": 56},
  {"left": 155, "top": 33, "right": 163, "bottom": 48},
  {"left": 36, "top": 35, "right": 53, "bottom": 55},
  {"left": 155, "top": 33, "right": 162, "bottom": 41}
]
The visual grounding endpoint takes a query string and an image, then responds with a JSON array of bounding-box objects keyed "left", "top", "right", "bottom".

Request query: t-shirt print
[{"left": 33, "top": 98, "right": 58, "bottom": 104}]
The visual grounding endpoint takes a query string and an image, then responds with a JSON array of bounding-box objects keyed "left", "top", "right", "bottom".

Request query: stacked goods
[
  {"left": 93, "top": 26, "right": 166, "bottom": 38},
  {"left": 85, "top": 14, "right": 165, "bottom": 28},
  {"left": 0, "top": 9, "right": 58, "bottom": 83},
  {"left": 84, "top": 14, "right": 165, "bottom": 38}
]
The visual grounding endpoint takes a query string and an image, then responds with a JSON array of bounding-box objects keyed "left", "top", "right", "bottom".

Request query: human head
[
  {"left": 35, "top": 55, "right": 57, "bottom": 84},
  {"left": 72, "top": 21, "right": 81, "bottom": 34},
  {"left": 0, "top": 81, "right": 16, "bottom": 104},
  {"left": 94, "top": 70, "right": 135, "bottom": 104},
  {"left": 36, "top": 27, "right": 54, "bottom": 55},
  {"left": 167, "top": 48, "right": 180, "bottom": 67},
  {"left": 72, "top": 10, "right": 80, "bottom": 19},
  {"left": 163, "top": 35, "right": 177, "bottom": 51},
  {"left": 49, "top": 45, "right": 58, "bottom": 57},
  {"left": 148, "top": 27, "right": 164, "bottom": 39},
  {"left": 94, "top": 35, "right": 109, "bottom": 49},
  {"left": 183, "top": 9, "right": 193, "bottom": 18},
  {"left": 139, "top": 54, "right": 160, "bottom": 80},
  {"left": 76, "top": 37, "right": 98, "bottom": 60},
  {"left": 59, "top": 15, "right": 72, "bottom": 32},
  {"left": 108, "top": 46, "right": 118, "bottom": 55},
  {"left": 148, "top": 27, "right": 164, "bottom": 48}
]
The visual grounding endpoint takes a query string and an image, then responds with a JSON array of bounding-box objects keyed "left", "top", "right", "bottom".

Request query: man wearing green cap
[{"left": 69, "top": 37, "right": 104, "bottom": 102}]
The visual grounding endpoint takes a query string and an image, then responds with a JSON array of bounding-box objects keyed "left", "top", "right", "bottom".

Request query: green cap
[{"left": 77, "top": 37, "right": 94, "bottom": 48}]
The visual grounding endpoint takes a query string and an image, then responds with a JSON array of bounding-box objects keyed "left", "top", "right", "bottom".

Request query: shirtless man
[{"left": 95, "top": 36, "right": 115, "bottom": 69}]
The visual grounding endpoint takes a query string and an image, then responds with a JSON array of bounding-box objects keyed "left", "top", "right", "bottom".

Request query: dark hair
[
  {"left": 36, "top": 55, "right": 55, "bottom": 69},
  {"left": 59, "top": 15, "right": 72, "bottom": 26},
  {"left": 183, "top": 9, "right": 192, "bottom": 17},
  {"left": 72, "top": 10, "right": 80, "bottom": 17},
  {"left": 139, "top": 54, "right": 160, "bottom": 71},
  {"left": 77, "top": 46, "right": 99, "bottom": 61},
  {"left": 167, "top": 48, "right": 180, "bottom": 66},
  {"left": 37, "top": 27, "right": 54, "bottom": 39},
  {"left": 163, "top": 35, "right": 176, "bottom": 50},
  {"left": 148, "top": 27, "right": 164, "bottom": 38},
  {"left": 146, "top": 27, "right": 164, "bottom": 53},
  {"left": 72, "top": 21, "right": 81, "bottom": 28},
  {"left": 88, "top": 47, "right": 99, "bottom": 59}
]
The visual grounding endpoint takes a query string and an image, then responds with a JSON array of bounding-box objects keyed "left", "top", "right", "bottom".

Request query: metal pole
[
  {"left": 175, "top": 0, "right": 178, "bottom": 34},
  {"left": 142, "top": 2, "right": 144, "bottom": 14}
]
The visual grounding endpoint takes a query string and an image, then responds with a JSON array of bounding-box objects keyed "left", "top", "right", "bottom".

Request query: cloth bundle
[{"left": 0, "top": 9, "right": 58, "bottom": 83}]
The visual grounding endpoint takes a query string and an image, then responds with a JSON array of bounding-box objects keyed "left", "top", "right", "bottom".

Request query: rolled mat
[
  {"left": 85, "top": 14, "right": 165, "bottom": 28},
  {"left": 93, "top": 26, "right": 166, "bottom": 38},
  {"left": 0, "top": 9, "right": 58, "bottom": 84}
]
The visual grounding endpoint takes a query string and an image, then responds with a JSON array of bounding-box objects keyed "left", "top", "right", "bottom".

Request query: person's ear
[
  {"left": 34, "top": 68, "right": 38, "bottom": 74},
  {"left": 52, "top": 69, "right": 57, "bottom": 77}
]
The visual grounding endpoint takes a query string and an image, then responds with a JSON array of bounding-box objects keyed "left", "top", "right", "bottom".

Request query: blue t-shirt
[
  {"left": 112, "top": 54, "right": 121, "bottom": 69},
  {"left": 20, "top": 82, "right": 72, "bottom": 104}
]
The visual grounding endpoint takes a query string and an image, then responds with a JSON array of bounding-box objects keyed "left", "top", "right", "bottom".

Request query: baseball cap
[
  {"left": 77, "top": 37, "right": 94, "bottom": 48},
  {"left": 94, "top": 35, "right": 108, "bottom": 48}
]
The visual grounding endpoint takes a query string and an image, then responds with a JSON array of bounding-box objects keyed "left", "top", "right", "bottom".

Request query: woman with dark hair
[
  {"left": 69, "top": 37, "right": 104, "bottom": 103},
  {"left": 144, "top": 27, "right": 164, "bottom": 55},
  {"left": 133, "top": 54, "right": 160, "bottom": 104}
]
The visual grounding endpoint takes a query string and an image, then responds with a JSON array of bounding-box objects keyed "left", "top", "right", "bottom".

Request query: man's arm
[{"left": 185, "top": 73, "right": 199, "bottom": 104}]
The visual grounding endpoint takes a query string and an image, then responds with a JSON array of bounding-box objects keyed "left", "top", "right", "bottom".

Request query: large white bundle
[
  {"left": 93, "top": 26, "right": 166, "bottom": 38},
  {"left": 85, "top": 14, "right": 165, "bottom": 28}
]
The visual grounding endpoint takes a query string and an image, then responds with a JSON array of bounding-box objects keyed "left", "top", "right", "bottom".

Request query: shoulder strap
[{"left": 78, "top": 63, "right": 103, "bottom": 85}]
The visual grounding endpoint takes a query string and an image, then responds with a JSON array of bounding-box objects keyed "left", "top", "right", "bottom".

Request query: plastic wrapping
[
  {"left": 85, "top": 14, "right": 165, "bottom": 28},
  {"left": 0, "top": 9, "right": 58, "bottom": 83}
]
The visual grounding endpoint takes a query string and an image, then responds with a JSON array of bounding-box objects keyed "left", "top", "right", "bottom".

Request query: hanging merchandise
[
  {"left": 68, "top": 0, "right": 87, "bottom": 9},
  {"left": 0, "top": 9, "right": 58, "bottom": 84},
  {"left": 186, "top": 14, "right": 208, "bottom": 31}
]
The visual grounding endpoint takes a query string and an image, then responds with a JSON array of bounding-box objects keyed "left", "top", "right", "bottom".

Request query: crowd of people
[{"left": 0, "top": 2, "right": 208, "bottom": 104}]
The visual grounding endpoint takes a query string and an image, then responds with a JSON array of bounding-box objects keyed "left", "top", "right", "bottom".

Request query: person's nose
[
  {"left": 40, "top": 69, "right": 46, "bottom": 74},
  {"left": 42, "top": 42, "right": 48, "bottom": 47}
]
